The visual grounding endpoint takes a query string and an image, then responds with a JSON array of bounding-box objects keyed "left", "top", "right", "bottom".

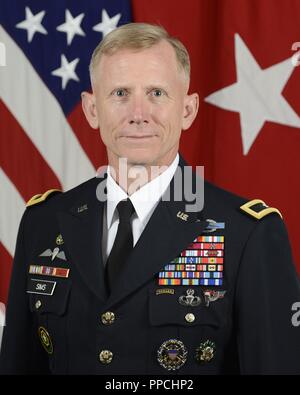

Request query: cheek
[
  {"left": 98, "top": 104, "right": 126, "bottom": 134},
  {"left": 151, "top": 105, "right": 178, "bottom": 125},
  {"left": 157, "top": 105, "right": 184, "bottom": 134}
]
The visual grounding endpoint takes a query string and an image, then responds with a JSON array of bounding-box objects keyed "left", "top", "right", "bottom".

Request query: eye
[
  {"left": 113, "top": 89, "right": 127, "bottom": 97},
  {"left": 152, "top": 89, "right": 164, "bottom": 97}
]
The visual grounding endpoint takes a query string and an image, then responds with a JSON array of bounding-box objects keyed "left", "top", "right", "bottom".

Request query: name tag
[{"left": 27, "top": 278, "right": 56, "bottom": 296}]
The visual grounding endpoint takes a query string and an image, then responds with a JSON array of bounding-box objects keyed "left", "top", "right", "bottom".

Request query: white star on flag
[
  {"left": 93, "top": 9, "right": 121, "bottom": 37},
  {"left": 16, "top": 6, "right": 47, "bottom": 43},
  {"left": 51, "top": 54, "right": 80, "bottom": 90},
  {"left": 56, "top": 9, "right": 85, "bottom": 46},
  {"left": 205, "top": 34, "right": 300, "bottom": 155}
]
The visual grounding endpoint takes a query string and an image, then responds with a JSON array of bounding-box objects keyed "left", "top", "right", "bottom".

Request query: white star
[
  {"left": 93, "top": 9, "right": 121, "bottom": 37},
  {"left": 16, "top": 6, "right": 47, "bottom": 43},
  {"left": 205, "top": 34, "right": 300, "bottom": 155},
  {"left": 51, "top": 54, "right": 80, "bottom": 90},
  {"left": 56, "top": 9, "right": 85, "bottom": 46}
]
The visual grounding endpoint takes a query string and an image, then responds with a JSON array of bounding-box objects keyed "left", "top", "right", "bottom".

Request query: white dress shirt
[{"left": 102, "top": 153, "right": 179, "bottom": 265}]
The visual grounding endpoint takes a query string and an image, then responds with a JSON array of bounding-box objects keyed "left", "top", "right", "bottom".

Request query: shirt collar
[{"left": 106, "top": 153, "right": 179, "bottom": 229}]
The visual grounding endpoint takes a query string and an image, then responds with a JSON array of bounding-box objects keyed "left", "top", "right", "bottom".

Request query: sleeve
[
  {"left": 235, "top": 214, "right": 300, "bottom": 375},
  {"left": 0, "top": 210, "right": 50, "bottom": 375}
]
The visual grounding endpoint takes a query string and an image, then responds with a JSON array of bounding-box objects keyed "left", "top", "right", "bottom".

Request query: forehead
[{"left": 95, "top": 40, "right": 184, "bottom": 83}]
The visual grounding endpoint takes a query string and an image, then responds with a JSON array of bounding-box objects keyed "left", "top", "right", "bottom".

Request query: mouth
[{"left": 120, "top": 135, "right": 158, "bottom": 140}]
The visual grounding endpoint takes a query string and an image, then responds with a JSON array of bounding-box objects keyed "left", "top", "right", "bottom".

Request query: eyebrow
[
  {"left": 109, "top": 84, "right": 170, "bottom": 92},
  {"left": 145, "top": 84, "right": 169, "bottom": 91}
]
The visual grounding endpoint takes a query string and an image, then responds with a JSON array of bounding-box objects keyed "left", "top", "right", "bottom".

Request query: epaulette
[
  {"left": 240, "top": 199, "right": 282, "bottom": 220},
  {"left": 26, "top": 189, "right": 62, "bottom": 207}
]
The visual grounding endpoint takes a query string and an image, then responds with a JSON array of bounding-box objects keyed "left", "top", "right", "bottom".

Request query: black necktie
[{"left": 106, "top": 199, "right": 135, "bottom": 292}]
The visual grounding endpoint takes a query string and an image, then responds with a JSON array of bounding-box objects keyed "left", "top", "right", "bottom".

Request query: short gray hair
[{"left": 89, "top": 23, "right": 190, "bottom": 83}]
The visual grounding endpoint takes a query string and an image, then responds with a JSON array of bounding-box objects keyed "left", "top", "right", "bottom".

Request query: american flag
[
  {"left": 1, "top": 0, "right": 300, "bottom": 348},
  {"left": 0, "top": 0, "right": 132, "bottom": 321}
]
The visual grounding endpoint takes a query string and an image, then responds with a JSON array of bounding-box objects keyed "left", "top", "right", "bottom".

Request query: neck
[{"left": 107, "top": 153, "right": 178, "bottom": 195}]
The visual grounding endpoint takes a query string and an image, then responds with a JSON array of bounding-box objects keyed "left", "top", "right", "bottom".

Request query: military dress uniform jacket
[{"left": 0, "top": 156, "right": 299, "bottom": 375}]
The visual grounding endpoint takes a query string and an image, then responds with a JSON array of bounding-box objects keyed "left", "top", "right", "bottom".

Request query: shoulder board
[
  {"left": 26, "top": 189, "right": 61, "bottom": 207},
  {"left": 240, "top": 199, "right": 282, "bottom": 220}
]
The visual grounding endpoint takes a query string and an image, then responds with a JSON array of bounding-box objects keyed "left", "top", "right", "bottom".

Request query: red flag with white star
[{"left": 133, "top": 0, "right": 300, "bottom": 273}]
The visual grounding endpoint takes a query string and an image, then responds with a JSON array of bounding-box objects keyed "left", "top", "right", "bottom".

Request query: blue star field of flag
[{"left": 1, "top": 0, "right": 132, "bottom": 114}]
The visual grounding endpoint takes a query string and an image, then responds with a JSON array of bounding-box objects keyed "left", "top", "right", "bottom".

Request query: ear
[
  {"left": 81, "top": 91, "right": 99, "bottom": 129},
  {"left": 182, "top": 93, "right": 199, "bottom": 130}
]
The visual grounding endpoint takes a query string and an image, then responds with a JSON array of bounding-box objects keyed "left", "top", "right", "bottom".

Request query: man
[{"left": 0, "top": 23, "right": 299, "bottom": 375}]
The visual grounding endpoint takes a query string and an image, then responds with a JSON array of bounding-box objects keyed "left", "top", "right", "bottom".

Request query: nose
[{"left": 128, "top": 94, "right": 149, "bottom": 125}]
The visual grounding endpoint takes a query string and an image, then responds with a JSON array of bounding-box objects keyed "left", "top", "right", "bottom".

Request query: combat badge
[
  {"left": 203, "top": 219, "right": 225, "bottom": 233},
  {"left": 203, "top": 290, "right": 226, "bottom": 307},
  {"left": 157, "top": 339, "right": 187, "bottom": 371},
  {"left": 178, "top": 289, "right": 201, "bottom": 307},
  {"left": 38, "top": 326, "right": 53, "bottom": 354},
  {"left": 195, "top": 340, "right": 216, "bottom": 363}
]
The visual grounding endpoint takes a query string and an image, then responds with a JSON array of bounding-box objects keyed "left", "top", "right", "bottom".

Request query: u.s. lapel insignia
[
  {"left": 77, "top": 204, "right": 88, "bottom": 213},
  {"left": 39, "top": 247, "right": 66, "bottom": 261},
  {"left": 177, "top": 211, "right": 189, "bottom": 221},
  {"left": 203, "top": 290, "right": 226, "bottom": 307},
  {"left": 158, "top": 235, "right": 224, "bottom": 286},
  {"left": 203, "top": 219, "right": 225, "bottom": 233},
  {"left": 178, "top": 289, "right": 201, "bottom": 307},
  {"left": 157, "top": 339, "right": 187, "bottom": 371}
]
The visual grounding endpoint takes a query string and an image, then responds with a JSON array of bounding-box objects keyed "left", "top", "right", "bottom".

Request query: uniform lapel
[
  {"left": 103, "top": 158, "right": 208, "bottom": 310},
  {"left": 57, "top": 176, "right": 108, "bottom": 301}
]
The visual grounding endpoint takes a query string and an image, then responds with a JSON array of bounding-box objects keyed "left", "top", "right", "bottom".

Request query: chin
[{"left": 120, "top": 149, "right": 159, "bottom": 166}]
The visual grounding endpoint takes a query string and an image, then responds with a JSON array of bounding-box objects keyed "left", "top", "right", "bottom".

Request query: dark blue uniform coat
[{"left": 1, "top": 156, "right": 299, "bottom": 374}]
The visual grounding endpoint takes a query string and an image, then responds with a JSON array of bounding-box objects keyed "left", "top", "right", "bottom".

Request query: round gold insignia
[
  {"left": 38, "top": 326, "right": 53, "bottom": 355},
  {"left": 157, "top": 339, "right": 187, "bottom": 371}
]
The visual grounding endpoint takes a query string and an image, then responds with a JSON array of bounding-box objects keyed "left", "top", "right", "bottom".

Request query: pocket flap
[
  {"left": 28, "top": 277, "right": 71, "bottom": 316},
  {"left": 149, "top": 287, "right": 228, "bottom": 328}
]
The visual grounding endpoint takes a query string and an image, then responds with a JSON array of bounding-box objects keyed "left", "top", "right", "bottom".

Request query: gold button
[
  {"left": 35, "top": 300, "right": 42, "bottom": 310},
  {"left": 185, "top": 313, "right": 195, "bottom": 323},
  {"left": 99, "top": 350, "right": 113, "bottom": 364},
  {"left": 101, "top": 311, "right": 115, "bottom": 325}
]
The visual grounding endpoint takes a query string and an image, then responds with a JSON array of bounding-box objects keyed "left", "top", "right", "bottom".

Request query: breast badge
[
  {"left": 195, "top": 340, "right": 216, "bottom": 363},
  {"left": 157, "top": 339, "right": 187, "bottom": 371},
  {"left": 203, "top": 290, "right": 226, "bottom": 307},
  {"left": 178, "top": 289, "right": 201, "bottom": 307}
]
